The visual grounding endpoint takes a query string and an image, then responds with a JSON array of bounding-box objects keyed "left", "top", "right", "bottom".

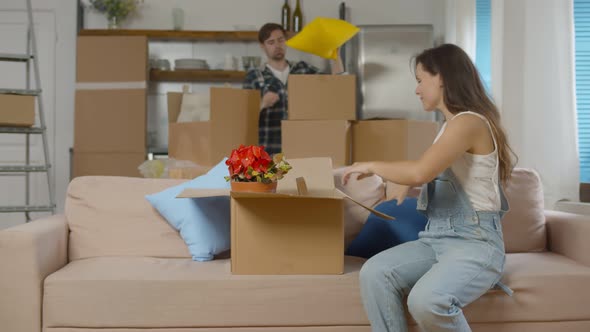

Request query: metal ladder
[{"left": 0, "top": 0, "right": 55, "bottom": 220}]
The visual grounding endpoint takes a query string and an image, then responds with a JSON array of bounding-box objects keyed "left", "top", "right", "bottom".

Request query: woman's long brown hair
[{"left": 414, "top": 44, "right": 517, "bottom": 185}]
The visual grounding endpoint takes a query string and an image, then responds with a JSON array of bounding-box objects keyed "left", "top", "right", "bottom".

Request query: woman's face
[{"left": 414, "top": 63, "right": 443, "bottom": 112}]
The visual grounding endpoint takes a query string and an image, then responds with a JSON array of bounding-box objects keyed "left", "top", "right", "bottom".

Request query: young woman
[{"left": 342, "top": 43, "right": 516, "bottom": 332}]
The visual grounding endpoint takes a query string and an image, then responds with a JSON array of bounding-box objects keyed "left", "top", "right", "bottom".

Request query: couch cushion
[
  {"left": 43, "top": 253, "right": 590, "bottom": 329},
  {"left": 502, "top": 168, "right": 547, "bottom": 253},
  {"left": 43, "top": 256, "right": 368, "bottom": 328},
  {"left": 46, "top": 328, "right": 374, "bottom": 332},
  {"left": 42, "top": 322, "right": 590, "bottom": 332},
  {"left": 65, "top": 176, "right": 190, "bottom": 260},
  {"left": 462, "top": 252, "right": 590, "bottom": 323}
]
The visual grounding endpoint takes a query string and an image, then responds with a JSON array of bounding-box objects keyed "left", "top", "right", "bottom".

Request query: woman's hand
[
  {"left": 342, "top": 162, "right": 374, "bottom": 185},
  {"left": 388, "top": 182, "right": 410, "bottom": 206}
]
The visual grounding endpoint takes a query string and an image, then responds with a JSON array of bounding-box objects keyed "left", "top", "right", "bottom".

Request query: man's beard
[{"left": 271, "top": 51, "right": 285, "bottom": 61}]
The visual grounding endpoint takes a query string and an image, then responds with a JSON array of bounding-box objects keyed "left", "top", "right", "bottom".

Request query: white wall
[
  {"left": 84, "top": 0, "right": 446, "bottom": 35},
  {"left": 0, "top": 0, "right": 76, "bottom": 229}
]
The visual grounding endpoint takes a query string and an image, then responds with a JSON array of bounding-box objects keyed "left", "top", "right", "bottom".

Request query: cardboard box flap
[
  {"left": 231, "top": 191, "right": 292, "bottom": 199},
  {"left": 335, "top": 189, "right": 396, "bottom": 220},
  {"left": 278, "top": 157, "right": 335, "bottom": 196},
  {"left": 177, "top": 187, "right": 344, "bottom": 200},
  {"left": 167, "top": 92, "right": 183, "bottom": 124},
  {"left": 177, "top": 188, "right": 230, "bottom": 198},
  {"left": 230, "top": 190, "right": 342, "bottom": 200},
  {"left": 177, "top": 158, "right": 345, "bottom": 199}
]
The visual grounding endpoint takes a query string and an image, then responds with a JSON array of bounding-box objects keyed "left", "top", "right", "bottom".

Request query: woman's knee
[
  {"left": 360, "top": 256, "right": 401, "bottom": 291},
  {"left": 360, "top": 257, "right": 412, "bottom": 297},
  {"left": 407, "top": 288, "right": 452, "bottom": 323},
  {"left": 359, "top": 257, "right": 386, "bottom": 287}
]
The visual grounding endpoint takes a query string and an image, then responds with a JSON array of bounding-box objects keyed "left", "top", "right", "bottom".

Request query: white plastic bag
[{"left": 138, "top": 158, "right": 208, "bottom": 179}]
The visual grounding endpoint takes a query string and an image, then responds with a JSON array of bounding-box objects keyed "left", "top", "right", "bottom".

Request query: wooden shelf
[
  {"left": 150, "top": 69, "right": 247, "bottom": 82},
  {"left": 78, "top": 29, "right": 259, "bottom": 41}
]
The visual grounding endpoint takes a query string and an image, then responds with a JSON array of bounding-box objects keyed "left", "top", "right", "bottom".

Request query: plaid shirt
[{"left": 243, "top": 60, "right": 320, "bottom": 155}]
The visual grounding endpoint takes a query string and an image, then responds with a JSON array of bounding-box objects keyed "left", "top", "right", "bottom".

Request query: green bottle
[
  {"left": 293, "top": 0, "right": 303, "bottom": 33},
  {"left": 281, "top": 0, "right": 291, "bottom": 31}
]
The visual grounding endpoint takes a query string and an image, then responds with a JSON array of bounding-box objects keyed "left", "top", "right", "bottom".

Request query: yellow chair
[{"left": 286, "top": 17, "right": 360, "bottom": 60}]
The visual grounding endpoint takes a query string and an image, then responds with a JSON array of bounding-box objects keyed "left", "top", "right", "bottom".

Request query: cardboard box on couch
[
  {"left": 178, "top": 157, "right": 393, "bottom": 275},
  {"left": 167, "top": 88, "right": 259, "bottom": 167}
]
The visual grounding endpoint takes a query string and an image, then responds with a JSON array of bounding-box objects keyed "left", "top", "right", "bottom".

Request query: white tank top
[{"left": 433, "top": 111, "right": 501, "bottom": 211}]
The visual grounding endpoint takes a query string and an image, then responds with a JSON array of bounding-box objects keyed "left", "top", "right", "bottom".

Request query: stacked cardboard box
[
  {"left": 284, "top": 75, "right": 439, "bottom": 166},
  {"left": 167, "top": 87, "right": 260, "bottom": 167},
  {"left": 73, "top": 36, "right": 148, "bottom": 178},
  {"left": 352, "top": 119, "right": 438, "bottom": 163},
  {"left": 282, "top": 75, "right": 356, "bottom": 167}
]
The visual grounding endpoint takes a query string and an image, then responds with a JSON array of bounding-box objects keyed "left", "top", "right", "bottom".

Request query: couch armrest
[
  {"left": 0, "top": 214, "right": 68, "bottom": 332},
  {"left": 545, "top": 210, "right": 590, "bottom": 267}
]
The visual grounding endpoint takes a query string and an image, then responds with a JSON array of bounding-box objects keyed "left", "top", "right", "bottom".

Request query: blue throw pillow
[
  {"left": 145, "top": 159, "right": 231, "bottom": 262},
  {"left": 345, "top": 197, "right": 428, "bottom": 259}
]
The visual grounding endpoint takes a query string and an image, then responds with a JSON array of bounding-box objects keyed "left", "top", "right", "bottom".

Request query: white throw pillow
[{"left": 333, "top": 167, "right": 386, "bottom": 248}]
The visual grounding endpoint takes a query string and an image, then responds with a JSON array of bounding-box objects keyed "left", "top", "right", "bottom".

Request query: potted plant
[
  {"left": 225, "top": 145, "right": 292, "bottom": 193},
  {"left": 87, "top": 0, "right": 143, "bottom": 29}
]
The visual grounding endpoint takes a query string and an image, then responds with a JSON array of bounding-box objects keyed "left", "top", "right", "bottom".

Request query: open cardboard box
[{"left": 177, "top": 157, "right": 393, "bottom": 275}]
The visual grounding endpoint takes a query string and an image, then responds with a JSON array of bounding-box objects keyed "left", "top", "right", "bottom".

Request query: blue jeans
[{"left": 359, "top": 169, "right": 509, "bottom": 332}]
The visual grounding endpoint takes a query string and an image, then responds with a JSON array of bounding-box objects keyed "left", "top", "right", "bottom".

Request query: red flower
[{"left": 225, "top": 145, "right": 276, "bottom": 182}]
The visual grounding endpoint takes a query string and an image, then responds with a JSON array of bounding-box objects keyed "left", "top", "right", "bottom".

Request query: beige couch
[{"left": 2, "top": 169, "right": 590, "bottom": 332}]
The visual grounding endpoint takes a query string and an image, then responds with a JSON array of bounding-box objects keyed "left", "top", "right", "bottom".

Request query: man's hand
[
  {"left": 261, "top": 92, "right": 280, "bottom": 109},
  {"left": 330, "top": 48, "right": 345, "bottom": 74}
]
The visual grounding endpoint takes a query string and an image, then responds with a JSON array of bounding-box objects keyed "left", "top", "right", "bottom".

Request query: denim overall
[{"left": 359, "top": 168, "right": 512, "bottom": 332}]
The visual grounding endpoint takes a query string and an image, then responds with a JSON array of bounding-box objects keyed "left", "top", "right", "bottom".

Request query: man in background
[{"left": 243, "top": 22, "right": 344, "bottom": 155}]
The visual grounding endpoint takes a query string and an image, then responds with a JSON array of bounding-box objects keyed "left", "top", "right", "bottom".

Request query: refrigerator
[{"left": 348, "top": 24, "right": 437, "bottom": 122}]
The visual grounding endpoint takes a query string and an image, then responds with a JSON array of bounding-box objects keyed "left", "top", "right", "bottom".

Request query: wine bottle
[
  {"left": 293, "top": 0, "right": 303, "bottom": 33},
  {"left": 281, "top": 0, "right": 291, "bottom": 31}
]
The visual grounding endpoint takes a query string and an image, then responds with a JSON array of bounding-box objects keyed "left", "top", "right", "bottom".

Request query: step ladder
[{"left": 0, "top": 0, "right": 55, "bottom": 220}]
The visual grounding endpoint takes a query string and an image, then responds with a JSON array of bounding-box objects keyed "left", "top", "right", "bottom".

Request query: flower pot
[{"left": 230, "top": 181, "right": 277, "bottom": 193}]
